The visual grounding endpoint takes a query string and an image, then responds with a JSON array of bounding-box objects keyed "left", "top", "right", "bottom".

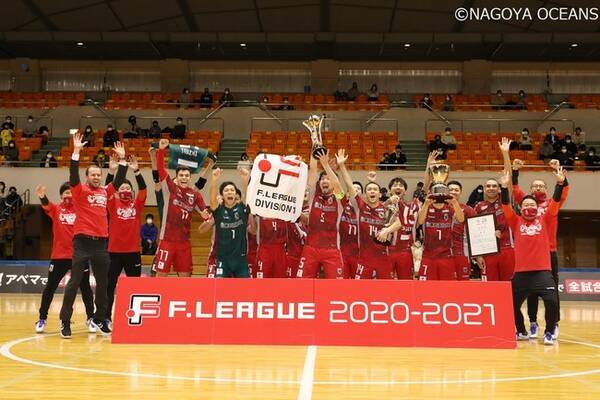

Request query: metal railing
[
  {"left": 250, "top": 117, "right": 398, "bottom": 133},
  {"left": 77, "top": 115, "right": 225, "bottom": 134},
  {"left": 425, "top": 118, "right": 575, "bottom": 136}
]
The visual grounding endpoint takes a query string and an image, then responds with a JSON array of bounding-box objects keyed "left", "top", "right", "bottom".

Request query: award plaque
[{"left": 466, "top": 214, "right": 500, "bottom": 257}]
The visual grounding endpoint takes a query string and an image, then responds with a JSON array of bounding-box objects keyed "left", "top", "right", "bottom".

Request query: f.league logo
[{"left": 127, "top": 294, "right": 161, "bottom": 326}]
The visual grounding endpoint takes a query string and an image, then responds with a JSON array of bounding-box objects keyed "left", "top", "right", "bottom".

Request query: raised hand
[
  {"left": 366, "top": 170, "right": 377, "bottom": 182},
  {"left": 212, "top": 167, "right": 222, "bottom": 180},
  {"left": 336, "top": 149, "right": 348, "bottom": 167},
  {"left": 512, "top": 158, "right": 524, "bottom": 170},
  {"left": 498, "top": 137, "right": 512, "bottom": 153},
  {"left": 553, "top": 165, "right": 566, "bottom": 183},
  {"left": 108, "top": 153, "right": 119, "bottom": 173},
  {"left": 72, "top": 133, "right": 87, "bottom": 153},
  {"left": 35, "top": 184, "right": 46, "bottom": 198},
  {"left": 128, "top": 155, "right": 139, "bottom": 171},
  {"left": 316, "top": 149, "right": 330, "bottom": 165},
  {"left": 499, "top": 170, "right": 510, "bottom": 187},
  {"left": 239, "top": 167, "right": 250, "bottom": 182},
  {"left": 427, "top": 150, "right": 441, "bottom": 166},
  {"left": 548, "top": 159, "right": 560, "bottom": 171},
  {"left": 159, "top": 138, "right": 170, "bottom": 150},
  {"left": 113, "top": 141, "right": 126, "bottom": 159}
]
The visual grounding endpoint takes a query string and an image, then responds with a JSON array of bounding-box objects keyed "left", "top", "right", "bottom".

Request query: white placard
[{"left": 466, "top": 214, "right": 499, "bottom": 257}]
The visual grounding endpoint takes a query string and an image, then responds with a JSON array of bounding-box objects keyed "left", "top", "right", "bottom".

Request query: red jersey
[
  {"left": 353, "top": 195, "right": 387, "bottom": 258},
  {"left": 108, "top": 189, "right": 147, "bottom": 253},
  {"left": 305, "top": 185, "right": 341, "bottom": 249},
  {"left": 157, "top": 149, "right": 206, "bottom": 242},
  {"left": 256, "top": 217, "right": 287, "bottom": 246},
  {"left": 70, "top": 182, "right": 115, "bottom": 237},
  {"left": 42, "top": 200, "right": 76, "bottom": 260},
  {"left": 475, "top": 197, "right": 513, "bottom": 249},
  {"left": 339, "top": 197, "right": 359, "bottom": 257},
  {"left": 247, "top": 231, "right": 258, "bottom": 256},
  {"left": 452, "top": 204, "right": 476, "bottom": 256},
  {"left": 503, "top": 200, "right": 560, "bottom": 272},
  {"left": 286, "top": 221, "right": 306, "bottom": 258},
  {"left": 389, "top": 198, "right": 419, "bottom": 253},
  {"left": 422, "top": 204, "right": 453, "bottom": 258}
]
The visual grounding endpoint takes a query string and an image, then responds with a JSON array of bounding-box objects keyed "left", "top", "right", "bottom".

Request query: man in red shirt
[
  {"left": 254, "top": 216, "right": 287, "bottom": 278},
  {"left": 104, "top": 155, "right": 147, "bottom": 325},
  {"left": 155, "top": 139, "right": 208, "bottom": 277},
  {"left": 447, "top": 180, "right": 477, "bottom": 280},
  {"left": 59, "top": 133, "right": 127, "bottom": 338},
  {"left": 34, "top": 183, "right": 94, "bottom": 334},
  {"left": 500, "top": 168, "right": 565, "bottom": 345},
  {"left": 339, "top": 184, "right": 360, "bottom": 279},
  {"left": 296, "top": 151, "right": 344, "bottom": 279}
]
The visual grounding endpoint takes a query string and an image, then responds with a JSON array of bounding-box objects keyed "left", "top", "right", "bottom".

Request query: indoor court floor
[{"left": 0, "top": 294, "right": 599, "bottom": 399}]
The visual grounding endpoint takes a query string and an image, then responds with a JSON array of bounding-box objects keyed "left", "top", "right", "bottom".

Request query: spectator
[
  {"left": 367, "top": 84, "right": 379, "bottom": 101},
  {"left": 180, "top": 88, "right": 191, "bottom": 107},
  {"left": 92, "top": 149, "right": 108, "bottom": 168},
  {"left": 279, "top": 97, "right": 294, "bottom": 110},
  {"left": 1, "top": 124, "right": 13, "bottom": 150},
  {"left": 40, "top": 151, "right": 57, "bottom": 168},
  {"left": 124, "top": 115, "right": 141, "bottom": 139},
  {"left": 260, "top": 96, "right": 271, "bottom": 110},
  {"left": 3, "top": 116, "right": 14, "bottom": 130},
  {"left": 539, "top": 137, "right": 554, "bottom": 161},
  {"left": 0, "top": 150, "right": 5, "bottom": 167},
  {"left": 387, "top": 145, "right": 407, "bottom": 169},
  {"left": 441, "top": 127, "right": 457, "bottom": 150},
  {"left": 428, "top": 134, "right": 447, "bottom": 159},
  {"left": 103, "top": 124, "right": 119, "bottom": 148},
  {"left": 516, "top": 90, "right": 528, "bottom": 110},
  {"left": 141, "top": 213, "right": 158, "bottom": 255},
  {"left": 544, "top": 127, "right": 560, "bottom": 149},
  {"left": 22, "top": 116, "right": 37, "bottom": 137},
  {"left": 200, "top": 88, "right": 213, "bottom": 108},
  {"left": 442, "top": 95, "right": 454, "bottom": 111},
  {"left": 379, "top": 187, "right": 389, "bottom": 202},
  {"left": 37, "top": 125, "right": 49, "bottom": 144},
  {"left": 237, "top": 153, "right": 252, "bottom": 170},
  {"left": 420, "top": 93, "right": 433, "bottom": 110},
  {"left": 553, "top": 145, "right": 574, "bottom": 169},
  {"left": 0, "top": 181, "right": 5, "bottom": 197},
  {"left": 4, "top": 186, "right": 23, "bottom": 216},
  {"left": 377, "top": 153, "right": 391, "bottom": 170},
  {"left": 517, "top": 128, "right": 532, "bottom": 150},
  {"left": 4, "top": 140, "right": 18, "bottom": 165},
  {"left": 219, "top": 88, "right": 234, "bottom": 106},
  {"left": 171, "top": 117, "right": 186, "bottom": 139},
  {"left": 347, "top": 82, "right": 359, "bottom": 101},
  {"left": 575, "top": 144, "right": 587, "bottom": 161},
  {"left": 147, "top": 120, "right": 162, "bottom": 139},
  {"left": 562, "top": 134, "right": 577, "bottom": 155},
  {"left": 467, "top": 185, "right": 484, "bottom": 207},
  {"left": 491, "top": 89, "right": 506, "bottom": 110},
  {"left": 573, "top": 126, "right": 585, "bottom": 147},
  {"left": 413, "top": 182, "right": 426, "bottom": 203},
  {"left": 82, "top": 125, "right": 94, "bottom": 147},
  {"left": 584, "top": 147, "right": 600, "bottom": 170}
]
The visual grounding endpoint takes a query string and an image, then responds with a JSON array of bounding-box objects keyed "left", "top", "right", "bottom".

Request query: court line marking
[
  {"left": 297, "top": 345, "right": 317, "bottom": 400},
  {"left": 1, "top": 334, "right": 599, "bottom": 386}
]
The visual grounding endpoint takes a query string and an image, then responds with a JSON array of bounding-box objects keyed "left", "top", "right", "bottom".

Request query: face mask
[
  {"left": 561, "top": 149, "right": 567, "bottom": 154},
  {"left": 146, "top": 218, "right": 153, "bottom": 224},
  {"left": 28, "top": 119, "right": 32, "bottom": 123},
  {"left": 86, "top": 129, "right": 91, "bottom": 133},
  {"left": 590, "top": 153, "right": 595, "bottom": 156},
  {"left": 177, "top": 120, "right": 182, "bottom": 124},
  {"left": 522, "top": 207, "right": 538, "bottom": 219},
  {"left": 9, "top": 144, "right": 14, "bottom": 148},
  {"left": 62, "top": 197, "right": 73, "bottom": 206},
  {"left": 119, "top": 191, "right": 133, "bottom": 202},
  {"left": 550, "top": 131, "right": 556, "bottom": 135},
  {"left": 477, "top": 189, "right": 483, "bottom": 193},
  {"left": 566, "top": 140, "right": 571, "bottom": 143},
  {"left": 47, "top": 154, "right": 52, "bottom": 158},
  {"left": 533, "top": 191, "right": 546, "bottom": 203}
]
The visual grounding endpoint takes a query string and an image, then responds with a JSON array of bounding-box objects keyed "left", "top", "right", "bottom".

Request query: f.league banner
[{"left": 247, "top": 154, "right": 308, "bottom": 222}]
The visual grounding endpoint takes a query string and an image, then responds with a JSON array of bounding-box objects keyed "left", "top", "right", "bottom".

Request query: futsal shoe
[
  {"left": 60, "top": 321, "right": 72, "bottom": 339},
  {"left": 552, "top": 324, "right": 559, "bottom": 340},
  {"left": 529, "top": 322, "right": 538, "bottom": 338},
  {"left": 516, "top": 332, "right": 529, "bottom": 341},
  {"left": 86, "top": 318, "right": 97, "bottom": 333},
  {"left": 543, "top": 332, "right": 554, "bottom": 345},
  {"left": 35, "top": 319, "right": 47, "bottom": 333},
  {"left": 94, "top": 319, "right": 112, "bottom": 336}
]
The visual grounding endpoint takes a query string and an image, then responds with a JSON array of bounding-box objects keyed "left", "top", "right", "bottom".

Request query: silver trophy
[
  {"left": 302, "top": 114, "right": 326, "bottom": 158},
  {"left": 428, "top": 163, "right": 452, "bottom": 203},
  {"left": 374, "top": 199, "right": 399, "bottom": 246}
]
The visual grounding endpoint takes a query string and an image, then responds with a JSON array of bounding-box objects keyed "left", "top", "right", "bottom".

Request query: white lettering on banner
[
  {"left": 168, "top": 301, "right": 187, "bottom": 317},
  {"left": 565, "top": 279, "right": 600, "bottom": 295},
  {"left": 216, "top": 302, "right": 234, "bottom": 318},
  {"left": 154, "top": 301, "right": 318, "bottom": 320}
]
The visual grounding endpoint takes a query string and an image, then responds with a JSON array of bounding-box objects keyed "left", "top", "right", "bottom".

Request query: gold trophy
[
  {"left": 374, "top": 199, "right": 399, "bottom": 246},
  {"left": 302, "top": 114, "right": 326, "bottom": 158},
  {"left": 428, "top": 163, "right": 452, "bottom": 203}
]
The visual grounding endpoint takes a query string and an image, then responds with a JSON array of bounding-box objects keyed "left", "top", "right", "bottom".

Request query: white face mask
[
  {"left": 146, "top": 219, "right": 153, "bottom": 224},
  {"left": 561, "top": 149, "right": 567, "bottom": 154}
]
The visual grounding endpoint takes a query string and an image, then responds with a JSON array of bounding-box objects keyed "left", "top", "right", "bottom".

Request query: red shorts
[
  {"left": 389, "top": 250, "right": 414, "bottom": 280},
  {"left": 246, "top": 251, "right": 257, "bottom": 277},
  {"left": 342, "top": 252, "right": 358, "bottom": 279},
  {"left": 207, "top": 253, "right": 216, "bottom": 278},
  {"left": 482, "top": 248, "right": 515, "bottom": 281},
  {"left": 254, "top": 244, "right": 287, "bottom": 278},
  {"left": 419, "top": 256, "right": 456, "bottom": 280},
  {"left": 297, "top": 245, "right": 343, "bottom": 279},
  {"left": 286, "top": 255, "right": 300, "bottom": 278},
  {"left": 355, "top": 256, "right": 394, "bottom": 280},
  {"left": 454, "top": 255, "right": 471, "bottom": 281},
  {"left": 155, "top": 240, "right": 192, "bottom": 274}
]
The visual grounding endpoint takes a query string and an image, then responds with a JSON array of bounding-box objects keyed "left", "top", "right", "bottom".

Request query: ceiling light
[
  {"left": 571, "top": 43, "right": 578, "bottom": 47},
  {"left": 240, "top": 43, "right": 246, "bottom": 47},
  {"left": 77, "top": 42, "right": 84, "bottom": 46}
]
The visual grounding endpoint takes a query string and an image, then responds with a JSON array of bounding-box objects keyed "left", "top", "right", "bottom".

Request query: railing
[
  {"left": 425, "top": 118, "right": 575, "bottom": 136},
  {"left": 77, "top": 115, "right": 225, "bottom": 134},
  {"left": 250, "top": 117, "right": 398, "bottom": 133}
]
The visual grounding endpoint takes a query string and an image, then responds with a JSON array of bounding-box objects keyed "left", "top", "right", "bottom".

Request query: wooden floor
[{"left": 1, "top": 294, "right": 599, "bottom": 399}]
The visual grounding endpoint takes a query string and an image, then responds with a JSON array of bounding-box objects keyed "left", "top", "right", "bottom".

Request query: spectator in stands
[
  {"left": 441, "top": 127, "right": 457, "bottom": 149},
  {"left": 279, "top": 96, "right": 294, "bottom": 110},
  {"left": 180, "top": 88, "right": 191, "bottom": 107},
  {"left": 22, "top": 116, "right": 37, "bottom": 138},
  {"left": 103, "top": 124, "right": 119, "bottom": 148},
  {"left": 368, "top": 84, "right": 379, "bottom": 101},
  {"left": 553, "top": 145, "right": 574, "bottom": 169},
  {"left": 517, "top": 128, "right": 532, "bottom": 150},
  {"left": 0, "top": 150, "right": 5, "bottom": 167},
  {"left": 442, "top": 95, "right": 454, "bottom": 111},
  {"left": 147, "top": 120, "right": 162, "bottom": 139},
  {"left": 428, "top": 134, "right": 447, "bottom": 159},
  {"left": 413, "top": 182, "right": 426, "bottom": 203},
  {"left": 82, "top": 125, "right": 94, "bottom": 147},
  {"left": 545, "top": 127, "right": 560, "bottom": 149},
  {"left": 40, "top": 151, "right": 57, "bottom": 168},
  {"left": 4, "top": 140, "right": 18, "bottom": 165},
  {"left": 4, "top": 186, "right": 22, "bottom": 216},
  {"left": 377, "top": 153, "right": 391, "bottom": 170},
  {"left": 219, "top": 88, "right": 234, "bottom": 106},
  {"left": 260, "top": 96, "right": 271, "bottom": 110},
  {"left": 539, "top": 137, "right": 554, "bottom": 161},
  {"left": 4, "top": 116, "right": 14, "bottom": 130},
  {"left": 171, "top": 117, "right": 186, "bottom": 139},
  {"left": 200, "top": 88, "right": 213, "bottom": 108},
  {"left": 237, "top": 153, "right": 252, "bottom": 170},
  {"left": 420, "top": 93, "right": 433, "bottom": 110},
  {"left": 387, "top": 145, "right": 407, "bottom": 169},
  {"left": 516, "top": 90, "right": 528, "bottom": 110},
  {"left": 141, "top": 213, "right": 158, "bottom": 255},
  {"left": 1, "top": 124, "right": 13, "bottom": 150},
  {"left": 37, "top": 125, "right": 49, "bottom": 144},
  {"left": 124, "top": 115, "right": 141, "bottom": 139},
  {"left": 585, "top": 147, "right": 600, "bottom": 170},
  {"left": 0, "top": 181, "right": 5, "bottom": 197},
  {"left": 467, "top": 185, "right": 484, "bottom": 207},
  {"left": 92, "top": 149, "right": 108, "bottom": 168},
  {"left": 491, "top": 89, "right": 506, "bottom": 110},
  {"left": 347, "top": 82, "right": 360, "bottom": 101},
  {"left": 573, "top": 126, "right": 585, "bottom": 147},
  {"left": 562, "top": 134, "right": 577, "bottom": 156}
]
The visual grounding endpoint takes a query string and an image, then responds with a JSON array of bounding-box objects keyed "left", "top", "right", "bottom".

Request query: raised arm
[
  {"left": 111, "top": 141, "right": 128, "bottom": 190},
  {"left": 307, "top": 155, "right": 319, "bottom": 190},
  {"left": 417, "top": 197, "right": 433, "bottom": 226},
  {"left": 317, "top": 150, "right": 343, "bottom": 197},
  {"left": 498, "top": 137, "right": 512, "bottom": 173},
  {"left": 35, "top": 184, "right": 53, "bottom": 210},
  {"left": 156, "top": 138, "right": 170, "bottom": 182},
  {"left": 69, "top": 133, "right": 86, "bottom": 187},
  {"left": 210, "top": 168, "right": 221, "bottom": 210},
  {"left": 499, "top": 170, "right": 516, "bottom": 226},
  {"left": 547, "top": 166, "right": 566, "bottom": 217},
  {"left": 198, "top": 217, "right": 215, "bottom": 234},
  {"left": 129, "top": 155, "right": 147, "bottom": 199},
  {"left": 195, "top": 157, "right": 215, "bottom": 191},
  {"left": 336, "top": 149, "right": 355, "bottom": 199},
  {"left": 239, "top": 167, "right": 250, "bottom": 204},
  {"left": 511, "top": 158, "right": 525, "bottom": 203},
  {"left": 105, "top": 153, "right": 120, "bottom": 185},
  {"left": 423, "top": 150, "right": 441, "bottom": 193},
  {"left": 448, "top": 196, "right": 464, "bottom": 223}
]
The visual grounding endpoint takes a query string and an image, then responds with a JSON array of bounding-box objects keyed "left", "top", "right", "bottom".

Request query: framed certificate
[{"left": 466, "top": 214, "right": 499, "bottom": 257}]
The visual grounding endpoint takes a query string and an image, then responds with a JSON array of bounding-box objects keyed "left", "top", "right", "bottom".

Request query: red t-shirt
[
  {"left": 70, "top": 182, "right": 115, "bottom": 238},
  {"left": 305, "top": 185, "right": 341, "bottom": 249},
  {"left": 389, "top": 198, "right": 419, "bottom": 253},
  {"left": 286, "top": 221, "right": 306, "bottom": 258},
  {"left": 42, "top": 201, "right": 76, "bottom": 260},
  {"left": 108, "top": 189, "right": 147, "bottom": 253},
  {"left": 503, "top": 200, "right": 560, "bottom": 272},
  {"left": 475, "top": 197, "right": 513, "bottom": 249},
  {"left": 452, "top": 204, "right": 476, "bottom": 256},
  {"left": 422, "top": 203, "right": 453, "bottom": 258},
  {"left": 257, "top": 216, "right": 287, "bottom": 246},
  {"left": 353, "top": 194, "right": 387, "bottom": 258},
  {"left": 339, "top": 197, "right": 359, "bottom": 257}
]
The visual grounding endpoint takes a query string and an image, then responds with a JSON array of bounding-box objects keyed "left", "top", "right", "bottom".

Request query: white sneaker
[
  {"left": 516, "top": 332, "right": 529, "bottom": 341},
  {"left": 107, "top": 320, "right": 113, "bottom": 332},
  {"left": 87, "top": 318, "right": 98, "bottom": 333},
  {"left": 35, "top": 319, "right": 47, "bottom": 333},
  {"left": 529, "top": 322, "right": 538, "bottom": 339},
  {"left": 552, "top": 324, "right": 559, "bottom": 340},
  {"left": 544, "top": 332, "right": 554, "bottom": 345}
]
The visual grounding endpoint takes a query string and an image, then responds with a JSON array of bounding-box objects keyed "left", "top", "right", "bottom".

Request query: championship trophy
[
  {"left": 374, "top": 199, "right": 399, "bottom": 246},
  {"left": 302, "top": 114, "right": 327, "bottom": 158},
  {"left": 428, "top": 163, "right": 452, "bottom": 203}
]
